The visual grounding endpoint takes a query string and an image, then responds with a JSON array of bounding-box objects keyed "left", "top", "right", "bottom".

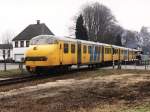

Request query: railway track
[
  {"left": 0, "top": 63, "right": 135, "bottom": 87},
  {"left": 0, "top": 75, "right": 36, "bottom": 86},
  {"left": 0, "top": 74, "right": 59, "bottom": 86},
  {"left": 0, "top": 66, "right": 93, "bottom": 86}
]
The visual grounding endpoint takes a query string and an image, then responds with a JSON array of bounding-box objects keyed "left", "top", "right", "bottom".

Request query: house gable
[{"left": 12, "top": 20, "right": 54, "bottom": 41}]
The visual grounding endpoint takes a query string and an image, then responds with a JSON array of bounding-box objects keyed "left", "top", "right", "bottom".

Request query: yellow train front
[
  {"left": 25, "top": 35, "right": 138, "bottom": 73},
  {"left": 25, "top": 35, "right": 63, "bottom": 73}
]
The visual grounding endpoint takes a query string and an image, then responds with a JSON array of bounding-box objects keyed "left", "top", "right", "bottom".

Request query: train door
[
  {"left": 88, "top": 45, "right": 92, "bottom": 63},
  {"left": 128, "top": 49, "right": 129, "bottom": 61},
  {"left": 125, "top": 50, "right": 128, "bottom": 61},
  {"left": 132, "top": 50, "right": 134, "bottom": 60},
  {"left": 59, "top": 41, "right": 63, "bottom": 65},
  {"left": 94, "top": 46, "right": 97, "bottom": 62},
  {"left": 119, "top": 49, "right": 121, "bottom": 61},
  {"left": 112, "top": 47, "right": 114, "bottom": 61},
  {"left": 90, "top": 45, "right": 94, "bottom": 63},
  {"left": 97, "top": 46, "right": 101, "bottom": 62},
  {"left": 102, "top": 46, "right": 105, "bottom": 62},
  {"left": 77, "top": 42, "right": 82, "bottom": 65}
]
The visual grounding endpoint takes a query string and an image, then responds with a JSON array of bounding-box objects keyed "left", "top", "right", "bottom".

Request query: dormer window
[
  {"left": 20, "top": 41, "right": 24, "bottom": 47},
  {"left": 15, "top": 41, "right": 18, "bottom": 48}
]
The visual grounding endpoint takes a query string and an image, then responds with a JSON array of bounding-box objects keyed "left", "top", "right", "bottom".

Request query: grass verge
[{"left": 0, "top": 69, "right": 27, "bottom": 78}]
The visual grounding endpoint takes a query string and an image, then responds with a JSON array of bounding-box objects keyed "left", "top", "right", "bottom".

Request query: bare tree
[
  {"left": 0, "top": 30, "right": 14, "bottom": 71},
  {"left": 1, "top": 30, "right": 14, "bottom": 44},
  {"left": 82, "top": 2, "right": 116, "bottom": 42},
  {"left": 140, "top": 26, "right": 150, "bottom": 54},
  {"left": 140, "top": 26, "right": 150, "bottom": 46},
  {"left": 107, "top": 24, "right": 124, "bottom": 45},
  {"left": 70, "top": 2, "right": 142, "bottom": 47},
  {"left": 121, "top": 30, "right": 141, "bottom": 49}
]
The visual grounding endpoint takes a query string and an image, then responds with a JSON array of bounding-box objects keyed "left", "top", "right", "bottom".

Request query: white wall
[
  {"left": 12, "top": 40, "right": 29, "bottom": 62},
  {"left": 0, "top": 49, "right": 13, "bottom": 60},
  {"left": 0, "top": 50, "right": 2, "bottom": 60}
]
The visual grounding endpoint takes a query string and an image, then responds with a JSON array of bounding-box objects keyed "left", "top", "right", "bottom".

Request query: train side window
[
  {"left": 95, "top": 46, "right": 98, "bottom": 53},
  {"left": 110, "top": 48, "right": 112, "bottom": 54},
  {"left": 83, "top": 45, "right": 87, "bottom": 53},
  {"left": 109, "top": 48, "right": 111, "bottom": 54},
  {"left": 64, "top": 43, "right": 68, "bottom": 53},
  {"left": 95, "top": 46, "right": 97, "bottom": 53},
  {"left": 88, "top": 46, "right": 91, "bottom": 54},
  {"left": 107, "top": 48, "right": 109, "bottom": 54},
  {"left": 108, "top": 48, "right": 110, "bottom": 54},
  {"left": 71, "top": 44, "right": 75, "bottom": 53},
  {"left": 99, "top": 47, "right": 101, "bottom": 53},
  {"left": 116, "top": 49, "right": 118, "bottom": 54},
  {"left": 96, "top": 46, "right": 99, "bottom": 53},
  {"left": 105, "top": 48, "right": 107, "bottom": 54},
  {"left": 113, "top": 49, "right": 115, "bottom": 54},
  {"left": 106, "top": 48, "right": 109, "bottom": 54}
]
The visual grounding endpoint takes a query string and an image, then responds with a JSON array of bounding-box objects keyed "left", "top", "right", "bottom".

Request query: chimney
[{"left": 37, "top": 20, "right": 40, "bottom": 24}]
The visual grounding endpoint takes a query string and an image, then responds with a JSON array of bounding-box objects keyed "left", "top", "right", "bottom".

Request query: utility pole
[
  {"left": 112, "top": 54, "right": 115, "bottom": 69},
  {"left": 3, "top": 53, "right": 6, "bottom": 71}
]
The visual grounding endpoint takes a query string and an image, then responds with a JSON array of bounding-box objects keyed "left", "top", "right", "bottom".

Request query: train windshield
[{"left": 30, "top": 36, "right": 58, "bottom": 45}]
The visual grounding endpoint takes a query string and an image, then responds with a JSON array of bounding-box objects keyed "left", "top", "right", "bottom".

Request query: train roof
[
  {"left": 65, "top": 36, "right": 111, "bottom": 46},
  {"left": 32, "top": 35, "right": 77, "bottom": 42},
  {"left": 78, "top": 39, "right": 111, "bottom": 46},
  {"left": 112, "top": 45, "right": 128, "bottom": 50},
  {"left": 33, "top": 35, "right": 138, "bottom": 50},
  {"left": 35, "top": 35, "right": 111, "bottom": 46},
  {"left": 112, "top": 45, "right": 140, "bottom": 51}
]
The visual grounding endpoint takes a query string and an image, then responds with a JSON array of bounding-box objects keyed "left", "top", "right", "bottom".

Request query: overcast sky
[{"left": 0, "top": 0, "right": 150, "bottom": 43}]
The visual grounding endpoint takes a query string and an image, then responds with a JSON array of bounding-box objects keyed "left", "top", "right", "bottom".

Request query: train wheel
[
  {"left": 88, "top": 64, "right": 93, "bottom": 69},
  {"left": 88, "top": 64, "right": 91, "bottom": 69}
]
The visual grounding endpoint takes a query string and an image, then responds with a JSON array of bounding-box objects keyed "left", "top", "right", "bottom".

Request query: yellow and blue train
[{"left": 25, "top": 35, "right": 138, "bottom": 73}]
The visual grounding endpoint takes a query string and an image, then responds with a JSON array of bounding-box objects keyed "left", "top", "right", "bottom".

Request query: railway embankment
[{"left": 0, "top": 69, "right": 150, "bottom": 112}]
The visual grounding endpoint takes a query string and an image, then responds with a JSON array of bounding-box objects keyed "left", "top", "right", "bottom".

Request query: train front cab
[
  {"left": 25, "top": 36, "right": 62, "bottom": 71},
  {"left": 25, "top": 35, "right": 79, "bottom": 72}
]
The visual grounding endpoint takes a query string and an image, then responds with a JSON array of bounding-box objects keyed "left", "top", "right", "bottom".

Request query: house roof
[
  {"left": 0, "top": 44, "right": 13, "bottom": 49},
  {"left": 12, "top": 22, "right": 54, "bottom": 41}
]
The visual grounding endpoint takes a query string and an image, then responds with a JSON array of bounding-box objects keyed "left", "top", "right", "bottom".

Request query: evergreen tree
[
  {"left": 115, "top": 34, "right": 122, "bottom": 46},
  {"left": 75, "top": 14, "right": 88, "bottom": 40}
]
